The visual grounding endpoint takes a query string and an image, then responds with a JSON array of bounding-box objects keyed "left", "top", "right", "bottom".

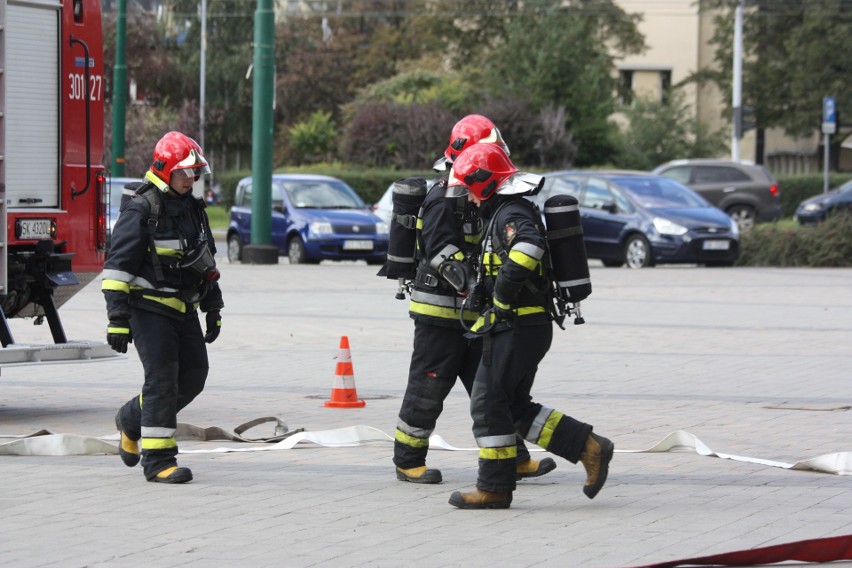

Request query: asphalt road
[{"left": 1, "top": 260, "right": 850, "bottom": 567}]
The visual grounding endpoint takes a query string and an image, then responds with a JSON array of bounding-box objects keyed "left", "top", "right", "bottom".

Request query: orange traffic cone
[{"left": 324, "top": 336, "right": 366, "bottom": 408}]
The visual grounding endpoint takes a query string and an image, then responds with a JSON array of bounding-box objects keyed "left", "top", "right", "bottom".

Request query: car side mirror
[
  {"left": 602, "top": 202, "right": 617, "bottom": 214},
  {"left": 272, "top": 204, "right": 285, "bottom": 214}
]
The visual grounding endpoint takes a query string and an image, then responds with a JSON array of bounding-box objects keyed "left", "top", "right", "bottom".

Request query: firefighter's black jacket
[
  {"left": 408, "top": 179, "right": 481, "bottom": 327},
  {"left": 472, "top": 195, "right": 550, "bottom": 331},
  {"left": 102, "top": 173, "right": 224, "bottom": 321}
]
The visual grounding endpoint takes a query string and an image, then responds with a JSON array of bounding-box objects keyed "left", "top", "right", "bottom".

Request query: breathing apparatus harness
[
  {"left": 459, "top": 198, "right": 573, "bottom": 338},
  {"left": 129, "top": 179, "right": 220, "bottom": 302}
]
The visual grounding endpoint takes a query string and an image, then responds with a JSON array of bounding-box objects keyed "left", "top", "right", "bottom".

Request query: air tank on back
[{"left": 543, "top": 194, "right": 592, "bottom": 305}]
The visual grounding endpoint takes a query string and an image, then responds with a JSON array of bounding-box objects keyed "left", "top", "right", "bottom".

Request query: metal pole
[
  {"left": 731, "top": 0, "right": 743, "bottom": 161},
  {"left": 824, "top": 134, "right": 830, "bottom": 194},
  {"left": 111, "top": 0, "right": 127, "bottom": 176},
  {"left": 250, "top": 0, "right": 274, "bottom": 246},
  {"left": 199, "top": 0, "right": 206, "bottom": 151}
]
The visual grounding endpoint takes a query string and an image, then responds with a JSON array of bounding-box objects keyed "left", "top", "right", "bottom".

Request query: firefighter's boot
[
  {"left": 149, "top": 465, "right": 193, "bottom": 484},
  {"left": 449, "top": 488, "right": 512, "bottom": 510},
  {"left": 396, "top": 465, "right": 442, "bottom": 484},
  {"left": 114, "top": 412, "right": 140, "bottom": 468},
  {"left": 516, "top": 457, "right": 557, "bottom": 480},
  {"left": 579, "top": 432, "right": 614, "bottom": 499}
]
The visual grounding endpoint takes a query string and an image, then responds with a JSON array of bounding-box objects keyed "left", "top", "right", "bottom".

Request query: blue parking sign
[{"left": 822, "top": 97, "right": 837, "bottom": 134}]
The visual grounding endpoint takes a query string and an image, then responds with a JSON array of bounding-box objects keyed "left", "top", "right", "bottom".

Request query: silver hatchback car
[{"left": 652, "top": 159, "right": 781, "bottom": 229}]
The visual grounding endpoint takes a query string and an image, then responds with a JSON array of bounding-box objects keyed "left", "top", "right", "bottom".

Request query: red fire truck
[{"left": 0, "top": 0, "right": 116, "bottom": 366}]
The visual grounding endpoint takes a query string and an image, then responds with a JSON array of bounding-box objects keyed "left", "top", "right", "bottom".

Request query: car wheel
[
  {"left": 227, "top": 234, "right": 242, "bottom": 263},
  {"left": 624, "top": 235, "right": 654, "bottom": 269},
  {"left": 288, "top": 237, "right": 307, "bottom": 264},
  {"left": 727, "top": 205, "right": 756, "bottom": 231},
  {"left": 602, "top": 259, "right": 624, "bottom": 268}
]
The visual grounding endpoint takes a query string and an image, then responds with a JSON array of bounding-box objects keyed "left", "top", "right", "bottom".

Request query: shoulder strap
[{"left": 134, "top": 184, "right": 166, "bottom": 283}]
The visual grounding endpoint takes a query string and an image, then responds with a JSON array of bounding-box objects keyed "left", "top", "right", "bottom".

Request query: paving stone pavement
[{"left": 1, "top": 258, "right": 851, "bottom": 568}]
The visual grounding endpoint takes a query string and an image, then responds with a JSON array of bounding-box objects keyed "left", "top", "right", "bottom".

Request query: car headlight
[
  {"left": 309, "top": 221, "right": 333, "bottom": 236},
  {"left": 652, "top": 217, "right": 688, "bottom": 236},
  {"left": 803, "top": 203, "right": 823, "bottom": 212},
  {"left": 729, "top": 217, "right": 739, "bottom": 238},
  {"left": 375, "top": 221, "right": 389, "bottom": 235}
]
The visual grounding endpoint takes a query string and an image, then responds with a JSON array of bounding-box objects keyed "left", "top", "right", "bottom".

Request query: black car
[
  {"left": 532, "top": 171, "right": 740, "bottom": 268},
  {"left": 652, "top": 159, "right": 781, "bottom": 230},
  {"left": 794, "top": 180, "right": 852, "bottom": 225}
]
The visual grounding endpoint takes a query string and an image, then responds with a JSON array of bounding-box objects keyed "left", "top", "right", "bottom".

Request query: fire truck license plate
[
  {"left": 702, "top": 240, "right": 730, "bottom": 250},
  {"left": 16, "top": 219, "right": 52, "bottom": 240},
  {"left": 343, "top": 240, "right": 373, "bottom": 251}
]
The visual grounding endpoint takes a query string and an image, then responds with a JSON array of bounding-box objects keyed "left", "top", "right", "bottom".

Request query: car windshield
[
  {"left": 280, "top": 180, "right": 365, "bottom": 209},
  {"left": 613, "top": 177, "right": 708, "bottom": 209}
]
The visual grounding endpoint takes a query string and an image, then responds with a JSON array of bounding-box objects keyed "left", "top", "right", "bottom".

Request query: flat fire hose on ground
[
  {"left": 2, "top": 423, "right": 851, "bottom": 567},
  {"left": 0, "top": 422, "right": 849, "bottom": 476}
]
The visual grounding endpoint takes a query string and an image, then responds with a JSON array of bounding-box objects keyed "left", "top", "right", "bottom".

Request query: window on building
[
  {"left": 660, "top": 70, "right": 672, "bottom": 105},
  {"left": 618, "top": 70, "right": 634, "bottom": 106}
]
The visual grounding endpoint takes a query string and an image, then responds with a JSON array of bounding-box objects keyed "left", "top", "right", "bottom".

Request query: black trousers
[
  {"left": 393, "top": 320, "right": 532, "bottom": 469},
  {"left": 471, "top": 322, "right": 592, "bottom": 493},
  {"left": 117, "top": 307, "right": 208, "bottom": 479}
]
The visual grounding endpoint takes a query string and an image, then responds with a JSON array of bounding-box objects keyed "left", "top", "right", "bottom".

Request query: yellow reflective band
[
  {"left": 395, "top": 429, "right": 430, "bottom": 448},
  {"left": 102, "top": 280, "right": 130, "bottom": 293},
  {"left": 140, "top": 437, "right": 177, "bottom": 450},
  {"left": 154, "top": 247, "right": 182, "bottom": 258},
  {"left": 107, "top": 326, "right": 130, "bottom": 334},
  {"left": 416, "top": 218, "right": 423, "bottom": 230},
  {"left": 464, "top": 234, "right": 480, "bottom": 244},
  {"left": 450, "top": 251, "right": 464, "bottom": 261},
  {"left": 493, "top": 298, "right": 511, "bottom": 310},
  {"left": 409, "top": 301, "right": 478, "bottom": 321},
  {"left": 508, "top": 249, "right": 540, "bottom": 271},
  {"left": 479, "top": 446, "right": 518, "bottom": 460},
  {"left": 537, "top": 410, "right": 565, "bottom": 449},
  {"left": 141, "top": 295, "right": 187, "bottom": 313}
]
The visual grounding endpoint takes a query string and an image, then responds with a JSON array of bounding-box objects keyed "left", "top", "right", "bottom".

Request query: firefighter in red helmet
[
  {"left": 103, "top": 131, "right": 223, "bottom": 484},
  {"left": 446, "top": 144, "right": 613, "bottom": 509},
  {"left": 393, "top": 115, "right": 555, "bottom": 484}
]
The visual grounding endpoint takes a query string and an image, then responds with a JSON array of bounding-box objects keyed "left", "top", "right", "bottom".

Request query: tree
[
  {"left": 614, "top": 91, "right": 728, "bottom": 171},
  {"left": 480, "top": 3, "right": 644, "bottom": 165},
  {"left": 698, "top": 1, "right": 852, "bottom": 155},
  {"left": 164, "top": 0, "right": 255, "bottom": 165}
]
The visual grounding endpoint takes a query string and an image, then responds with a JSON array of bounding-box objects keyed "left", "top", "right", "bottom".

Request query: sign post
[{"left": 822, "top": 97, "right": 837, "bottom": 194}]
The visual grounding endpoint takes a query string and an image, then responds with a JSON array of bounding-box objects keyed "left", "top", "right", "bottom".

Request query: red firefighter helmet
[
  {"left": 434, "top": 114, "right": 510, "bottom": 171},
  {"left": 150, "top": 131, "right": 211, "bottom": 184},
  {"left": 448, "top": 144, "right": 518, "bottom": 201}
]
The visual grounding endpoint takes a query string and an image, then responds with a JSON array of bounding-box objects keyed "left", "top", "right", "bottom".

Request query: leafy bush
[
  {"left": 776, "top": 173, "right": 852, "bottom": 218},
  {"left": 737, "top": 212, "right": 852, "bottom": 267},
  {"left": 339, "top": 101, "right": 454, "bottom": 169},
  {"left": 286, "top": 111, "right": 338, "bottom": 165}
]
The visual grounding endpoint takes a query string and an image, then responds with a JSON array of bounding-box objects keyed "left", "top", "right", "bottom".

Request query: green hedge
[
  {"left": 776, "top": 173, "right": 852, "bottom": 218},
  {"left": 214, "top": 165, "right": 434, "bottom": 209},
  {"left": 737, "top": 212, "right": 852, "bottom": 266}
]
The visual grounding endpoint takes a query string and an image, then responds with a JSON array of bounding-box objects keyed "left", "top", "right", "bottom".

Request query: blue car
[
  {"left": 531, "top": 171, "right": 740, "bottom": 268},
  {"left": 795, "top": 180, "right": 852, "bottom": 225},
  {"left": 227, "top": 174, "right": 389, "bottom": 264}
]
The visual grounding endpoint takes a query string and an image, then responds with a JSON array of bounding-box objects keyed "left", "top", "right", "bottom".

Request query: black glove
[
  {"left": 204, "top": 310, "right": 221, "bottom": 344},
  {"left": 107, "top": 318, "right": 132, "bottom": 354}
]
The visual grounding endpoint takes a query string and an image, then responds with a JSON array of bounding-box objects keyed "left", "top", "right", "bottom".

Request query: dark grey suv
[{"left": 652, "top": 159, "right": 781, "bottom": 229}]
